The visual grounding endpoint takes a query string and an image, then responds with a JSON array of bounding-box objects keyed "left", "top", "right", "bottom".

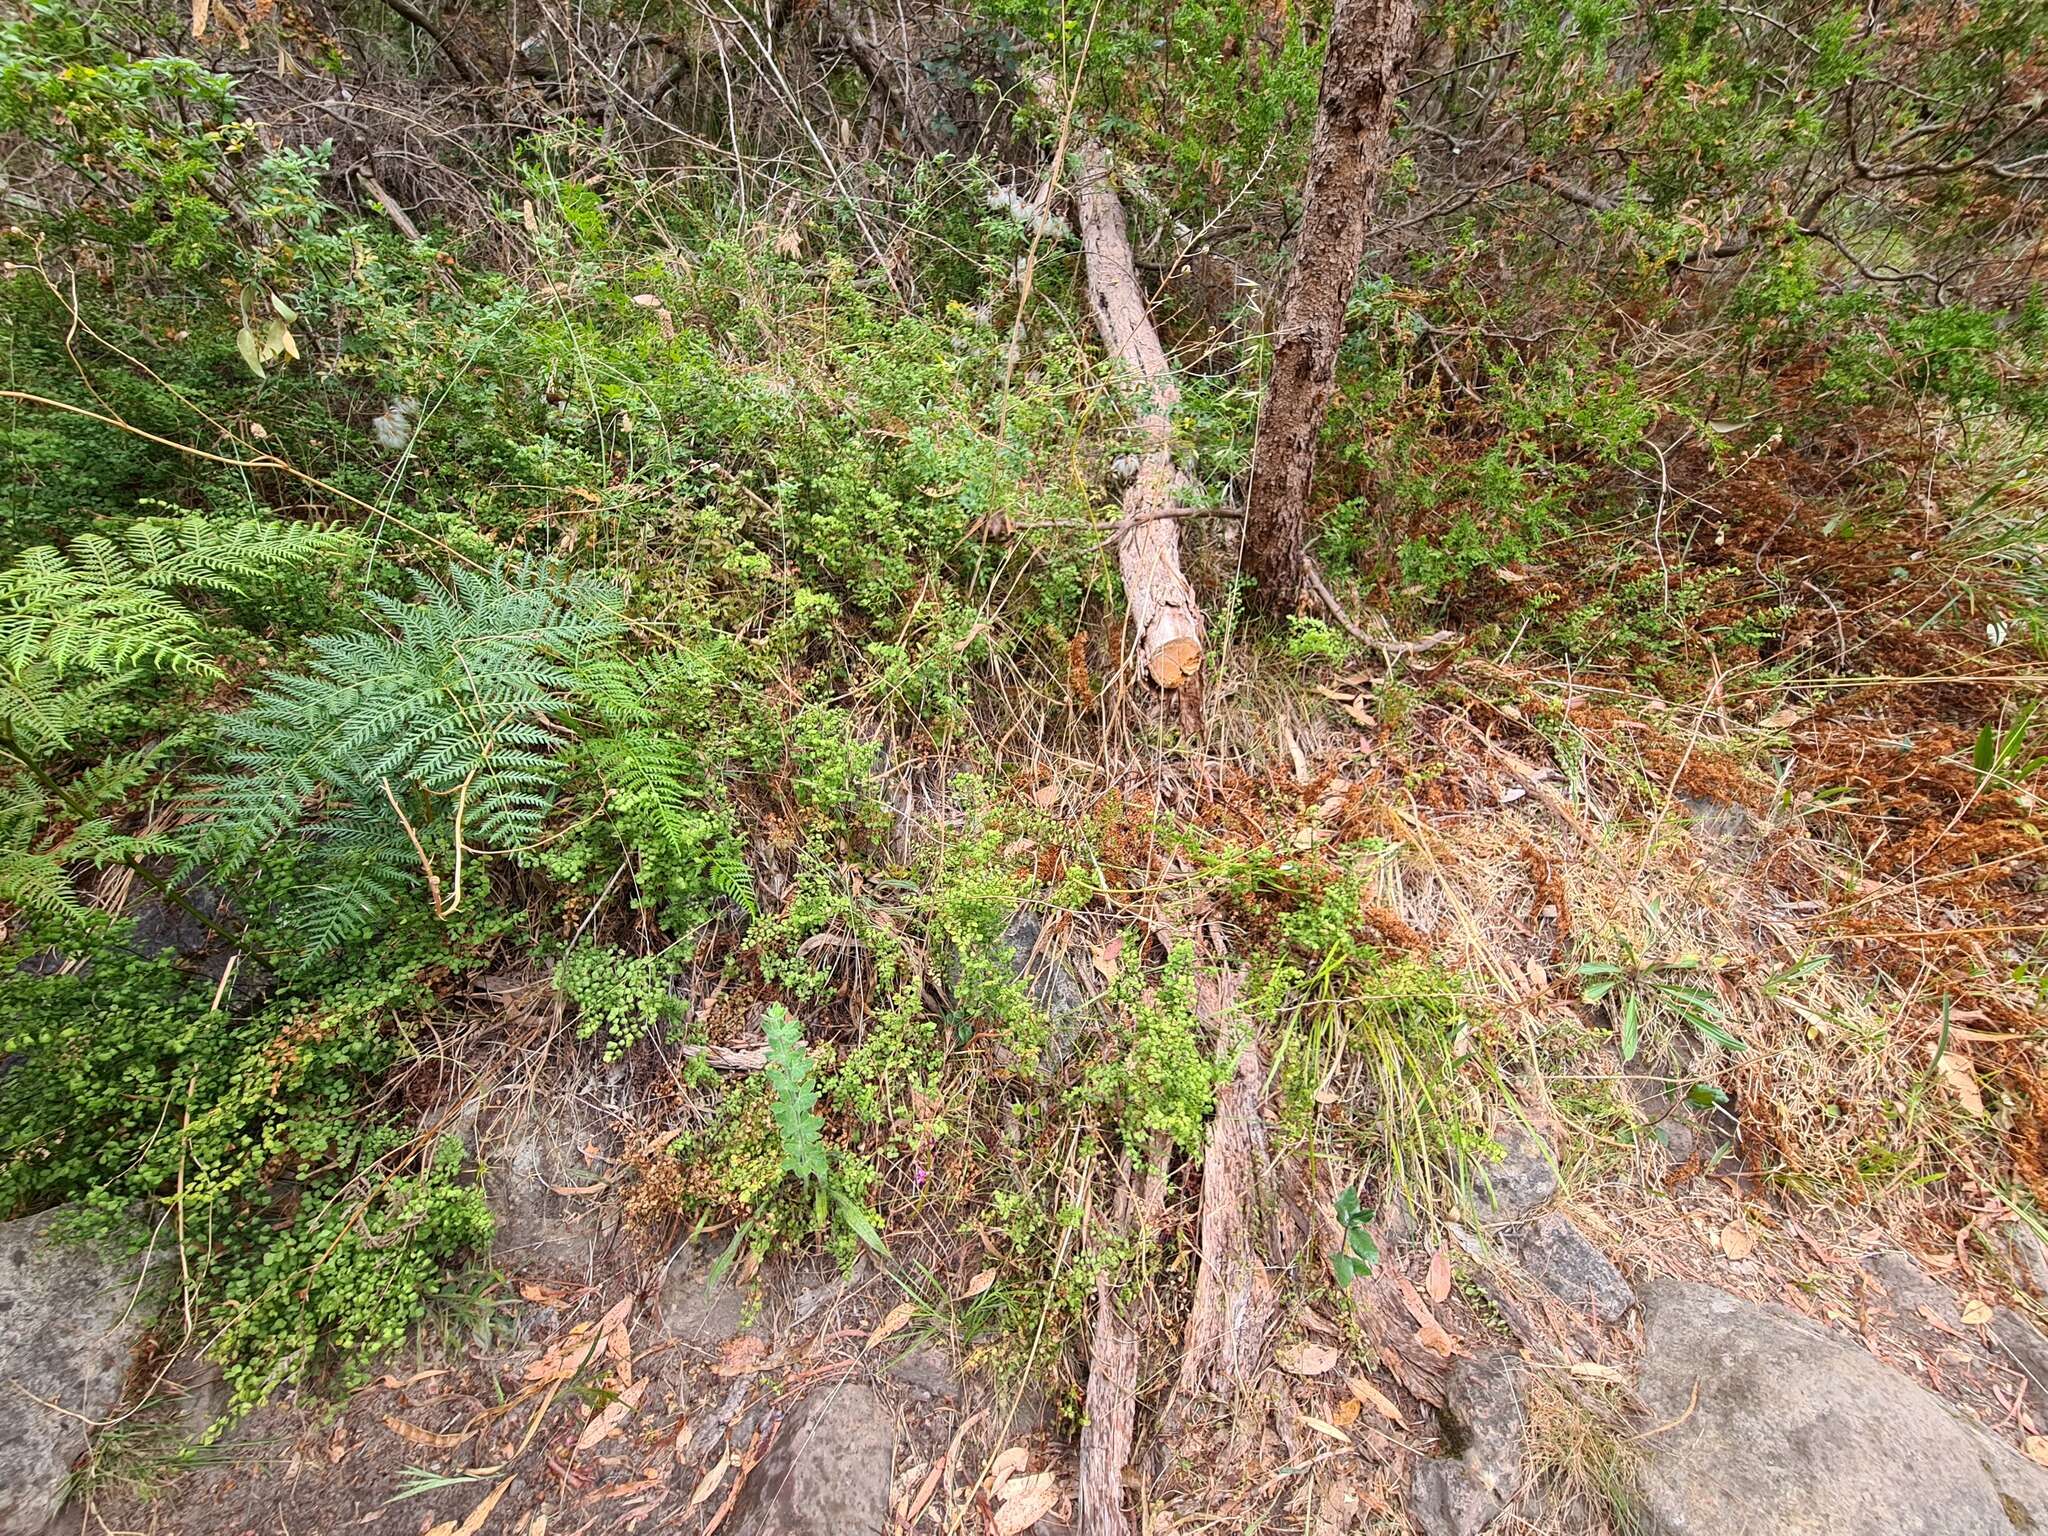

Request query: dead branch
[
  {"left": 375, "top": 0, "right": 482, "bottom": 83},
  {"left": 819, "top": 0, "right": 942, "bottom": 157}
]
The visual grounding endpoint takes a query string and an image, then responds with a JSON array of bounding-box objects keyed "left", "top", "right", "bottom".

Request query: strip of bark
[
  {"left": 1073, "top": 142, "right": 1206, "bottom": 690},
  {"left": 1317, "top": 1189, "right": 1448, "bottom": 1409},
  {"left": 1078, "top": 1136, "right": 1169, "bottom": 1536},
  {"left": 1168, "top": 968, "right": 1279, "bottom": 1445}
]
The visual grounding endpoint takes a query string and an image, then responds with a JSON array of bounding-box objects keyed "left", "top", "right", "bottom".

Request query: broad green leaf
[{"left": 235, "top": 325, "right": 266, "bottom": 378}]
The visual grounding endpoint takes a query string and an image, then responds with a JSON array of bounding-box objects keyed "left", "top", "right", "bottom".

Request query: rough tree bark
[
  {"left": 1077, "top": 1139, "right": 1169, "bottom": 1536},
  {"left": 1165, "top": 968, "right": 1280, "bottom": 1459},
  {"left": 1241, "top": 0, "right": 1419, "bottom": 617},
  {"left": 1171, "top": 974, "right": 1271, "bottom": 1383},
  {"left": 1073, "top": 142, "right": 1207, "bottom": 689}
]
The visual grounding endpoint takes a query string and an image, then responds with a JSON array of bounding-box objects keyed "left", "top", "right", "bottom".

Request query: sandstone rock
[
  {"left": 1864, "top": 1249, "right": 1960, "bottom": 1325},
  {"left": 2009, "top": 1224, "right": 2048, "bottom": 1299},
  {"left": 1470, "top": 1123, "right": 1558, "bottom": 1225},
  {"left": 1507, "top": 1212, "right": 1634, "bottom": 1324},
  {"left": 1990, "top": 1307, "right": 2048, "bottom": 1401},
  {"left": 1637, "top": 1279, "right": 2048, "bottom": 1536},
  {"left": 480, "top": 1064, "right": 625, "bottom": 1280},
  {"left": 727, "top": 1382, "right": 895, "bottom": 1536},
  {"left": 0, "top": 1208, "right": 155, "bottom": 1535},
  {"left": 1410, "top": 1354, "right": 1526, "bottom": 1536},
  {"left": 658, "top": 1250, "right": 745, "bottom": 1346},
  {"left": 886, "top": 1343, "right": 958, "bottom": 1398},
  {"left": 1001, "top": 910, "right": 1092, "bottom": 1066}
]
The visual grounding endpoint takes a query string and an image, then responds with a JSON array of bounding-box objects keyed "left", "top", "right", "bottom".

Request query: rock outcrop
[
  {"left": 1637, "top": 1279, "right": 2048, "bottom": 1536},
  {"left": 1410, "top": 1354, "right": 1527, "bottom": 1536},
  {"left": 726, "top": 1382, "right": 895, "bottom": 1536},
  {"left": 0, "top": 1208, "right": 154, "bottom": 1535}
]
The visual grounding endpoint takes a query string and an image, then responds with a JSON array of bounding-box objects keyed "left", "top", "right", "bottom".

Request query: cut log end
[{"left": 1146, "top": 634, "right": 1203, "bottom": 689}]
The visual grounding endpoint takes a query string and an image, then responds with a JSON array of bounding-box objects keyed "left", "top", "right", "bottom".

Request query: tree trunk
[
  {"left": 1242, "top": 0, "right": 1418, "bottom": 617},
  {"left": 1073, "top": 142, "right": 1207, "bottom": 689}
]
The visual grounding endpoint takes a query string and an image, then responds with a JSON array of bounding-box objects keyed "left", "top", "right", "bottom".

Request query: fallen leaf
[
  {"left": 690, "top": 1451, "right": 732, "bottom": 1506},
  {"left": 376, "top": 1367, "right": 450, "bottom": 1389},
  {"left": 1719, "top": 1223, "right": 1756, "bottom": 1261},
  {"left": 1031, "top": 782, "right": 1060, "bottom": 808},
  {"left": 1425, "top": 1246, "right": 1452, "bottom": 1304},
  {"left": 585, "top": 1477, "right": 665, "bottom": 1502},
  {"left": 1091, "top": 936, "right": 1123, "bottom": 984},
  {"left": 575, "top": 1379, "right": 649, "bottom": 1451},
  {"left": 1298, "top": 1413, "right": 1353, "bottom": 1446},
  {"left": 525, "top": 1324, "right": 600, "bottom": 1384},
  {"left": 1329, "top": 1396, "right": 1362, "bottom": 1428},
  {"left": 993, "top": 1470, "right": 1061, "bottom": 1535},
  {"left": 1274, "top": 1340, "right": 1341, "bottom": 1377},
  {"left": 424, "top": 1479, "right": 508, "bottom": 1536},
  {"left": 701, "top": 1424, "right": 767, "bottom": 1536},
  {"left": 1917, "top": 1305, "right": 1966, "bottom": 1339},
  {"left": 546, "top": 1181, "right": 607, "bottom": 1196},
  {"left": 1935, "top": 1046, "right": 1987, "bottom": 1117},
  {"left": 987, "top": 1445, "right": 1031, "bottom": 1493},
  {"left": 959, "top": 1267, "right": 998, "bottom": 1301},
  {"left": 868, "top": 1301, "right": 918, "bottom": 1347},
  {"left": 600, "top": 1295, "right": 635, "bottom": 1385},
  {"left": 1345, "top": 1375, "right": 1405, "bottom": 1425},
  {"left": 1568, "top": 1361, "right": 1629, "bottom": 1386},
  {"left": 1392, "top": 1270, "right": 1444, "bottom": 1336},
  {"left": 902, "top": 1455, "right": 946, "bottom": 1528},
  {"left": 1412, "top": 1321, "right": 1458, "bottom": 1359},
  {"left": 381, "top": 1415, "right": 472, "bottom": 1450},
  {"left": 1962, "top": 1298, "right": 1995, "bottom": 1327},
  {"left": 2026, "top": 1437, "right": 2048, "bottom": 1469},
  {"left": 712, "top": 1336, "right": 770, "bottom": 1378}
]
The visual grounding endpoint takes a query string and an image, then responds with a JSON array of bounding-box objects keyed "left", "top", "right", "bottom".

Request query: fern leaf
[{"left": 763, "top": 1005, "right": 829, "bottom": 1185}]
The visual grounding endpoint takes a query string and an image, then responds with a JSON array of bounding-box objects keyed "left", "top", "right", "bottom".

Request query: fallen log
[
  {"left": 813, "top": 37, "right": 1205, "bottom": 690},
  {"left": 1072, "top": 142, "right": 1207, "bottom": 690}
]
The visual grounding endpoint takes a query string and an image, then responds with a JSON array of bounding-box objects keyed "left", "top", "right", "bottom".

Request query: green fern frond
[
  {"left": 0, "top": 846, "right": 94, "bottom": 922},
  {"left": 763, "top": 1004, "right": 829, "bottom": 1185},
  {"left": 189, "top": 561, "right": 626, "bottom": 947},
  {"left": 0, "top": 515, "right": 351, "bottom": 681},
  {"left": 566, "top": 646, "right": 756, "bottom": 923}
]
